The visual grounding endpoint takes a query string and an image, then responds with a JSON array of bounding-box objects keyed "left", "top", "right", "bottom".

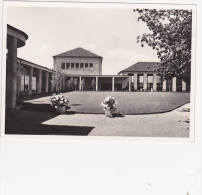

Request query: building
[
  {"left": 6, "top": 25, "right": 55, "bottom": 109},
  {"left": 60, "top": 74, "right": 131, "bottom": 92},
  {"left": 6, "top": 24, "right": 28, "bottom": 109},
  {"left": 16, "top": 58, "right": 55, "bottom": 97},
  {"left": 118, "top": 62, "right": 189, "bottom": 92},
  {"left": 53, "top": 47, "right": 103, "bottom": 76},
  {"left": 6, "top": 25, "right": 189, "bottom": 111},
  {"left": 53, "top": 47, "right": 104, "bottom": 91}
]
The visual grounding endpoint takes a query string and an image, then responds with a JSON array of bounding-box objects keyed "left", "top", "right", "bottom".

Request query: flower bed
[
  {"left": 101, "top": 96, "right": 118, "bottom": 117},
  {"left": 50, "top": 94, "right": 70, "bottom": 114}
]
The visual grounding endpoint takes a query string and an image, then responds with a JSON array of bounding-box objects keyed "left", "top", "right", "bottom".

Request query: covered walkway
[{"left": 63, "top": 75, "right": 131, "bottom": 92}]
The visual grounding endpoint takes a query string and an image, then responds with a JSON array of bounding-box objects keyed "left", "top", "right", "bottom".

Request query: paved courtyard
[
  {"left": 42, "top": 103, "right": 190, "bottom": 137},
  {"left": 6, "top": 102, "right": 190, "bottom": 137}
]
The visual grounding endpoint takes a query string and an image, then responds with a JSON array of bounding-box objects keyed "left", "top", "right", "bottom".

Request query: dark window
[
  {"left": 76, "top": 63, "right": 79, "bottom": 68},
  {"left": 85, "top": 63, "right": 88, "bottom": 68},
  {"left": 61, "top": 63, "right": 65, "bottom": 69},
  {"left": 80, "top": 63, "right": 84, "bottom": 68},
  {"left": 90, "top": 63, "right": 93, "bottom": 68},
  {"left": 71, "top": 63, "right": 74, "bottom": 68},
  {"left": 66, "top": 63, "right": 70, "bottom": 69}
]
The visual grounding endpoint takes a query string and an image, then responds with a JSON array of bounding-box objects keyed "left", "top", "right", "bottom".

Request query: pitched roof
[
  {"left": 53, "top": 47, "right": 102, "bottom": 58},
  {"left": 119, "top": 62, "right": 160, "bottom": 74}
]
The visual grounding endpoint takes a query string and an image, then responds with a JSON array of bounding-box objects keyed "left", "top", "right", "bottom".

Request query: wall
[{"left": 54, "top": 56, "right": 102, "bottom": 75}]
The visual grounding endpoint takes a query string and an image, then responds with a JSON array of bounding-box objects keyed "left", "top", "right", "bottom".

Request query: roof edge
[
  {"left": 7, "top": 24, "right": 28, "bottom": 40},
  {"left": 53, "top": 55, "right": 102, "bottom": 58}
]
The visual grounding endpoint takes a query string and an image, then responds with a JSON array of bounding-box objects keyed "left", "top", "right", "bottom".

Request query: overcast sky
[{"left": 7, "top": 6, "right": 159, "bottom": 75}]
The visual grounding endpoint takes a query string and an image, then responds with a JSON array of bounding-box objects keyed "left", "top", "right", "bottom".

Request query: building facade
[
  {"left": 53, "top": 47, "right": 103, "bottom": 76},
  {"left": 16, "top": 58, "right": 55, "bottom": 97},
  {"left": 118, "top": 62, "right": 189, "bottom": 92},
  {"left": 63, "top": 74, "right": 131, "bottom": 92},
  {"left": 6, "top": 25, "right": 28, "bottom": 109},
  {"left": 6, "top": 25, "right": 189, "bottom": 110}
]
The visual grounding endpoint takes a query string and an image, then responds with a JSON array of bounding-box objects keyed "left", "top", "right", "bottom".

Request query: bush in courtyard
[{"left": 50, "top": 94, "right": 70, "bottom": 109}]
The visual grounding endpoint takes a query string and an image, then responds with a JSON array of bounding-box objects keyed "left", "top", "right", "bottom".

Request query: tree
[
  {"left": 53, "top": 66, "right": 65, "bottom": 93},
  {"left": 134, "top": 9, "right": 192, "bottom": 82}
]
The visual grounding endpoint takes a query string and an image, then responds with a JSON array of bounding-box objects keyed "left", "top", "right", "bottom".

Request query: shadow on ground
[
  {"left": 5, "top": 109, "right": 94, "bottom": 135},
  {"left": 113, "top": 113, "right": 125, "bottom": 118},
  {"left": 20, "top": 103, "right": 55, "bottom": 112}
]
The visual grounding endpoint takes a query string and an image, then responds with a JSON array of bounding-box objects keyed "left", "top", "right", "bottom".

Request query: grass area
[{"left": 22, "top": 91, "right": 190, "bottom": 115}]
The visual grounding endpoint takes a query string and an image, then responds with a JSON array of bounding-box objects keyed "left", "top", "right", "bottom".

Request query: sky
[{"left": 7, "top": 6, "right": 159, "bottom": 75}]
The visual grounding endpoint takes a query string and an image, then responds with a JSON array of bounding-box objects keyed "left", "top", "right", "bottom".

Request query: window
[
  {"left": 157, "top": 76, "right": 162, "bottom": 83},
  {"left": 61, "top": 63, "right": 65, "bottom": 69},
  {"left": 147, "top": 75, "right": 153, "bottom": 83},
  {"left": 139, "top": 76, "right": 143, "bottom": 83},
  {"left": 76, "top": 63, "right": 79, "bottom": 68},
  {"left": 32, "top": 76, "right": 37, "bottom": 91},
  {"left": 90, "top": 63, "right": 93, "bottom": 68},
  {"left": 80, "top": 63, "right": 84, "bottom": 68},
  {"left": 20, "top": 74, "right": 29, "bottom": 92},
  {"left": 20, "top": 75, "right": 24, "bottom": 91},
  {"left": 85, "top": 63, "right": 88, "bottom": 68},
  {"left": 71, "top": 63, "right": 74, "bottom": 68},
  {"left": 66, "top": 63, "right": 70, "bottom": 69}
]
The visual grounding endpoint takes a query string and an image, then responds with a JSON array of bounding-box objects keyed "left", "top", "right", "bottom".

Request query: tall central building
[{"left": 53, "top": 47, "right": 103, "bottom": 75}]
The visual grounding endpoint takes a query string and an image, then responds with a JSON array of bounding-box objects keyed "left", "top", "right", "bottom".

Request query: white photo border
[{"left": 0, "top": 1, "right": 197, "bottom": 143}]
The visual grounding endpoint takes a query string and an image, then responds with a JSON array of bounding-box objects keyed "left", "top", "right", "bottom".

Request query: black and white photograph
[
  {"left": 2, "top": 2, "right": 195, "bottom": 138},
  {"left": 1, "top": 1, "right": 202, "bottom": 195}
]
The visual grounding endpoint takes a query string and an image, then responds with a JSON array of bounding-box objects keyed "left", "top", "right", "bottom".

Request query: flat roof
[
  {"left": 63, "top": 74, "right": 130, "bottom": 77},
  {"left": 7, "top": 24, "right": 28, "bottom": 48}
]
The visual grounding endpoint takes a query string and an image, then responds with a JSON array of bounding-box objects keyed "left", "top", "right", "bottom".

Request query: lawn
[{"left": 22, "top": 91, "right": 190, "bottom": 115}]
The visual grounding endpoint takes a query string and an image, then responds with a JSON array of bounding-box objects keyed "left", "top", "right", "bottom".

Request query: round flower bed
[
  {"left": 50, "top": 93, "right": 70, "bottom": 114},
  {"left": 101, "top": 96, "right": 118, "bottom": 118}
]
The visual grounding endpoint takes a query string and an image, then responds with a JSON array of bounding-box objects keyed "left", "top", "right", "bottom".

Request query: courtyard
[
  {"left": 21, "top": 91, "right": 190, "bottom": 115},
  {"left": 5, "top": 92, "right": 190, "bottom": 137}
]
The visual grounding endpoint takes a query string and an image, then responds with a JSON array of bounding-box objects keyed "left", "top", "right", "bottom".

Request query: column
[
  {"left": 133, "top": 73, "right": 138, "bottom": 91},
  {"left": 79, "top": 76, "right": 82, "bottom": 91},
  {"left": 143, "top": 73, "right": 147, "bottom": 91},
  {"left": 16, "top": 61, "right": 21, "bottom": 95},
  {"left": 163, "top": 80, "right": 167, "bottom": 91},
  {"left": 50, "top": 73, "right": 54, "bottom": 93},
  {"left": 129, "top": 77, "right": 131, "bottom": 91},
  {"left": 182, "top": 80, "right": 186, "bottom": 92},
  {"left": 112, "top": 77, "right": 115, "bottom": 91},
  {"left": 96, "top": 76, "right": 98, "bottom": 91},
  {"left": 6, "top": 36, "right": 17, "bottom": 109},
  {"left": 172, "top": 77, "right": 176, "bottom": 92},
  {"left": 153, "top": 73, "right": 157, "bottom": 92},
  {"left": 16, "top": 74, "right": 21, "bottom": 95},
  {"left": 60, "top": 79, "right": 62, "bottom": 91},
  {"left": 62, "top": 77, "right": 65, "bottom": 91},
  {"left": 37, "top": 69, "right": 42, "bottom": 94},
  {"left": 28, "top": 66, "right": 33, "bottom": 95},
  {"left": 45, "top": 71, "right": 49, "bottom": 93}
]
